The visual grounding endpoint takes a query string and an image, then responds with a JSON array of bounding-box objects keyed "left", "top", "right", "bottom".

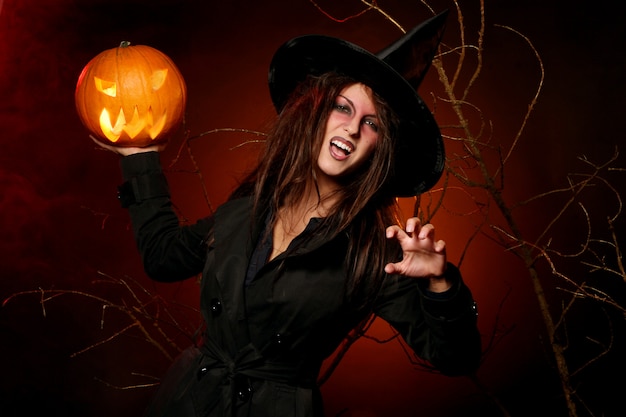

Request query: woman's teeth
[{"left": 331, "top": 139, "right": 352, "bottom": 155}]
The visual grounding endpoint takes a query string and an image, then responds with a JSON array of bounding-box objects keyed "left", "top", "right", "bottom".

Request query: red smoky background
[{"left": 1, "top": 1, "right": 625, "bottom": 416}]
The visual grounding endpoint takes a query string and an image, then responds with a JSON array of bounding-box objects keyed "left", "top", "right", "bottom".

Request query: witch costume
[{"left": 115, "top": 11, "right": 481, "bottom": 417}]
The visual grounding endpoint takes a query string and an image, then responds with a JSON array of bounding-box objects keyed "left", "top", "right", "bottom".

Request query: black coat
[{"left": 119, "top": 152, "right": 481, "bottom": 417}]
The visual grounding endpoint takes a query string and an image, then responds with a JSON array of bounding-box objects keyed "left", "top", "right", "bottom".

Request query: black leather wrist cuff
[{"left": 117, "top": 172, "right": 169, "bottom": 208}]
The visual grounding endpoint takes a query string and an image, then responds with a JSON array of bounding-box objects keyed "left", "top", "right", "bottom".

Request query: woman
[{"left": 99, "top": 11, "right": 481, "bottom": 417}]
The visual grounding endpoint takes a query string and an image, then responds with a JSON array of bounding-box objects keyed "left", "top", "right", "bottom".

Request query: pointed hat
[{"left": 268, "top": 11, "right": 448, "bottom": 196}]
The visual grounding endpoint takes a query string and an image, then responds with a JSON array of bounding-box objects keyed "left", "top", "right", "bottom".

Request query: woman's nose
[{"left": 343, "top": 119, "right": 360, "bottom": 137}]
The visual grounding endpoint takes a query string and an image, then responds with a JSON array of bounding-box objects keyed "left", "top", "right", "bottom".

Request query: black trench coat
[{"left": 119, "top": 152, "right": 481, "bottom": 417}]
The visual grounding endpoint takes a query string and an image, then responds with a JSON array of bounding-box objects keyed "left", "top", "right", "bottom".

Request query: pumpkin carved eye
[
  {"left": 151, "top": 69, "right": 168, "bottom": 90},
  {"left": 94, "top": 77, "right": 117, "bottom": 97},
  {"left": 75, "top": 42, "right": 187, "bottom": 147}
]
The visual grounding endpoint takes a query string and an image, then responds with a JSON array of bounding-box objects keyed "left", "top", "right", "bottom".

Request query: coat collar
[{"left": 213, "top": 197, "right": 342, "bottom": 263}]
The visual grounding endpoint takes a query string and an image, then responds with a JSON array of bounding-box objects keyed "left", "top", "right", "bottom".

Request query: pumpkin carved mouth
[{"left": 98, "top": 106, "right": 167, "bottom": 142}]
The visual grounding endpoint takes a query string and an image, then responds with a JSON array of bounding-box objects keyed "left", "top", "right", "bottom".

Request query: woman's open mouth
[{"left": 330, "top": 137, "right": 354, "bottom": 160}]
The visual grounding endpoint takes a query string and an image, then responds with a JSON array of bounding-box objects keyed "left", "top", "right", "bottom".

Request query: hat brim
[{"left": 268, "top": 34, "right": 444, "bottom": 196}]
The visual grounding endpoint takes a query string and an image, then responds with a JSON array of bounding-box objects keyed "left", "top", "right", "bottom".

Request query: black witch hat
[{"left": 268, "top": 11, "right": 448, "bottom": 196}]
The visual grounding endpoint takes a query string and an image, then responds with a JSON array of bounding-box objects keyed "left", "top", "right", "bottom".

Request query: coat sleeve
[
  {"left": 118, "top": 151, "right": 213, "bottom": 282},
  {"left": 372, "top": 263, "right": 481, "bottom": 376}
]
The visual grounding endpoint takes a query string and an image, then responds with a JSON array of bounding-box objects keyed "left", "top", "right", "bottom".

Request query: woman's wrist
[{"left": 427, "top": 276, "right": 452, "bottom": 293}]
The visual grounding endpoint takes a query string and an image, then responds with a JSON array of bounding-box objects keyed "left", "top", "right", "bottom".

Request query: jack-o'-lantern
[{"left": 75, "top": 41, "right": 187, "bottom": 147}]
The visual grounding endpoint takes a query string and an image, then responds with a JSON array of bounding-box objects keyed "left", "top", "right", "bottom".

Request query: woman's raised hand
[{"left": 384, "top": 217, "right": 448, "bottom": 286}]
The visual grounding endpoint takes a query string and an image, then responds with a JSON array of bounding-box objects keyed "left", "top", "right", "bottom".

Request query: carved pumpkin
[{"left": 75, "top": 41, "right": 187, "bottom": 147}]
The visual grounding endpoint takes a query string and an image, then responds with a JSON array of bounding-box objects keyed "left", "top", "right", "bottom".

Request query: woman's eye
[
  {"left": 334, "top": 103, "right": 350, "bottom": 113},
  {"left": 364, "top": 119, "right": 379, "bottom": 132}
]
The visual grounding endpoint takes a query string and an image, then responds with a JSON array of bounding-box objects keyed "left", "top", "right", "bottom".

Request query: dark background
[{"left": 1, "top": 0, "right": 625, "bottom": 416}]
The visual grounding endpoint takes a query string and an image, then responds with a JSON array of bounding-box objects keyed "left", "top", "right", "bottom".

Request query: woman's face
[{"left": 316, "top": 83, "right": 379, "bottom": 190}]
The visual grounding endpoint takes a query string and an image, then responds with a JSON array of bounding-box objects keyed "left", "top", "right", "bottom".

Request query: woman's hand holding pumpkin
[{"left": 91, "top": 134, "right": 165, "bottom": 156}]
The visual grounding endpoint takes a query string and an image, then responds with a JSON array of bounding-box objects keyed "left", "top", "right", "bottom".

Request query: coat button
[
  {"left": 197, "top": 366, "right": 208, "bottom": 381},
  {"left": 272, "top": 333, "right": 283, "bottom": 346},
  {"left": 472, "top": 301, "right": 478, "bottom": 316},
  {"left": 234, "top": 375, "right": 252, "bottom": 402},
  {"left": 210, "top": 298, "right": 222, "bottom": 316},
  {"left": 271, "top": 333, "right": 288, "bottom": 354},
  {"left": 237, "top": 385, "right": 252, "bottom": 402}
]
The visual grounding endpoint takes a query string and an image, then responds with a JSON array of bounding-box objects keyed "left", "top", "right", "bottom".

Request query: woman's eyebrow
[
  {"left": 338, "top": 94, "right": 378, "bottom": 118},
  {"left": 338, "top": 94, "right": 353, "bottom": 108}
]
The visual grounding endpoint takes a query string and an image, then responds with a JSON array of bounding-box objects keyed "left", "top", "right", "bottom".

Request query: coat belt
[{"left": 195, "top": 335, "right": 318, "bottom": 414}]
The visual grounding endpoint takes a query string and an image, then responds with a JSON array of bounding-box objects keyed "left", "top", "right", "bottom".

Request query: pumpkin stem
[{"left": 119, "top": 41, "right": 131, "bottom": 48}]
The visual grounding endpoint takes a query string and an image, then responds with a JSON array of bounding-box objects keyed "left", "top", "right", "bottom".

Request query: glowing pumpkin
[{"left": 75, "top": 41, "right": 187, "bottom": 147}]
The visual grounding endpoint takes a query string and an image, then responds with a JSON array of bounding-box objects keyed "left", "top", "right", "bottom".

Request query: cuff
[
  {"left": 117, "top": 152, "right": 169, "bottom": 208},
  {"left": 120, "top": 151, "right": 163, "bottom": 180},
  {"left": 418, "top": 263, "right": 477, "bottom": 321}
]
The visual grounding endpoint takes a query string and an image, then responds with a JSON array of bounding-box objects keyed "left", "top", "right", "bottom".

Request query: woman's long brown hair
[{"left": 232, "top": 72, "right": 403, "bottom": 309}]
